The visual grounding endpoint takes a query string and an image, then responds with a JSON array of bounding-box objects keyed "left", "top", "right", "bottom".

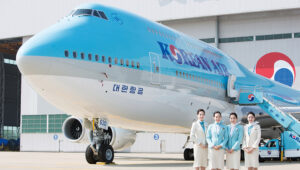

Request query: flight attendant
[
  {"left": 242, "top": 112, "right": 261, "bottom": 170},
  {"left": 190, "top": 109, "right": 208, "bottom": 170},
  {"left": 226, "top": 112, "right": 244, "bottom": 170},
  {"left": 206, "top": 111, "right": 228, "bottom": 170}
]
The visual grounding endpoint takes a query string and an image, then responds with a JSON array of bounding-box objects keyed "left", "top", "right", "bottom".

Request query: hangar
[{"left": 0, "top": 0, "right": 300, "bottom": 152}]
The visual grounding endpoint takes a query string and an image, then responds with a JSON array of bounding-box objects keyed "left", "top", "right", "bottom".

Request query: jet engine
[
  {"left": 62, "top": 117, "right": 89, "bottom": 143},
  {"left": 62, "top": 117, "right": 136, "bottom": 150}
]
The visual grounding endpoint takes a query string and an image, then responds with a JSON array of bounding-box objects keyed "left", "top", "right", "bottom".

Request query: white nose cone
[{"left": 16, "top": 39, "right": 53, "bottom": 76}]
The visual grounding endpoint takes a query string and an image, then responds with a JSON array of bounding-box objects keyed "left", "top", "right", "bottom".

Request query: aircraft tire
[
  {"left": 259, "top": 156, "right": 265, "bottom": 162},
  {"left": 85, "top": 145, "right": 99, "bottom": 164},
  {"left": 291, "top": 157, "right": 298, "bottom": 161},
  {"left": 184, "top": 148, "right": 194, "bottom": 160},
  {"left": 98, "top": 144, "right": 114, "bottom": 163},
  {"left": 183, "top": 148, "right": 189, "bottom": 160}
]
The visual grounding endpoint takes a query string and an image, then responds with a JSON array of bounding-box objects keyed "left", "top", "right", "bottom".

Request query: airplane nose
[
  {"left": 16, "top": 18, "right": 81, "bottom": 76},
  {"left": 17, "top": 52, "right": 54, "bottom": 77},
  {"left": 16, "top": 32, "right": 58, "bottom": 75},
  {"left": 16, "top": 48, "right": 53, "bottom": 76}
]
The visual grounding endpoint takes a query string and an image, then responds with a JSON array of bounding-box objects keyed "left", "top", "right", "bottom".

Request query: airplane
[{"left": 16, "top": 3, "right": 300, "bottom": 163}]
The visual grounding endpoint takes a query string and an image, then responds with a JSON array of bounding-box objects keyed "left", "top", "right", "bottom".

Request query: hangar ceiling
[{"left": 0, "top": 38, "right": 22, "bottom": 56}]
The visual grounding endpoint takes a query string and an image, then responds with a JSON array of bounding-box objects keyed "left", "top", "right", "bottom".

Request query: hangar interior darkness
[{"left": 0, "top": 38, "right": 22, "bottom": 150}]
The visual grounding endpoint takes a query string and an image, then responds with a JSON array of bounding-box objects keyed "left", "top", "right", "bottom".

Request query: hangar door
[{"left": 0, "top": 38, "right": 22, "bottom": 141}]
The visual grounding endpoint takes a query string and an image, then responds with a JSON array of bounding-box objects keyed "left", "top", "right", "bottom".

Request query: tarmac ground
[{"left": 0, "top": 152, "right": 299, "bottom": 170}]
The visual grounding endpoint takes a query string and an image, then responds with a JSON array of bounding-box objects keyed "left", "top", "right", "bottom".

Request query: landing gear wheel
[
  {"left": 184, "top": 148, "right": 194, "bottom": 160},
  {"left": 98, "top": 144, "right": 114, "bottom": 163},
  {"left": 259, "top": 156, "right": 265, "bottom": 162},
  {"left": 85, "top": 145, "right": 99, "bottom": 164}
]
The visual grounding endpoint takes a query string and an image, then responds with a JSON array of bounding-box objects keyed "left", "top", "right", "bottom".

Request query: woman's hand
[
  {"left": 214, "top": 145, "right": 222, "bottom": 150},
  {"left": 200, "top": 144, "right": 207, "bottom": 148},
  {"left": 248, "top": 147, "right": 254, "bottom": 153},
  {"left": 226, "top": 149, "right": 233, "bottom": 153}
]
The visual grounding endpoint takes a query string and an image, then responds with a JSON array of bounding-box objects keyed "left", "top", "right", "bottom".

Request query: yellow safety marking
[
  {"left": 281, "top": 150, "right": 283, "bottom": 161},
  {"left": 96, "top": 162, "right": 116, "bottom": 165},
  {"left": 92, "top": 119, "right": 95, "bottom": 131}
]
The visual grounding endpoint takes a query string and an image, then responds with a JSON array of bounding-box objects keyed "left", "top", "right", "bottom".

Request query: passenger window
[
  {"left": 131, "top": 61, "right": 135, "bottom": 67},
  {"left": 179, "top": 72, "right": 182, "bottom": 76},
  {"left": 64, "top": 50, "right": 69, "bottom": 57},
  {"left": 120, "top": 59, "right": 124, "bottom": 66},
  {"left": 126, "top": 60, "right": 129, "bottom": 67},
  {"left": 81, "top": 53, "right": 84, "bottom": 59},
  {"left": 137, "top": 62, "right": 140, "bottom": 69},
  {"left": 98, "top": 11, "right": 108, "bottom": 20},
  {"left": 156, "top": 66, "right": 159, "bottom": 72},
  {"left": 108, "top": 57, "right": 112, "bottom": 63},
  {"left": 114, "top": 58, "right": 118, "bottom": 64},
  {"left": 88, "top": 54, "right": 92, "bottom": 60},
  {"left": 93, "top": 10, "right": 100, "bottom": 17},
  {"left": 176, "top": 71, "right": 178, "bottom": 76},
  {"left": 183, "top": 72, "right": 185, "bottom": 77},
  {"left": 73, "top": 9, "right": 93, "bottom": 16},
  {"left": 95, "top": 55, "right": 99, "bottom": 61},
  {"left": 102, "top": 56, "right": 105, "bottom": 62},
  {"left": 73, "top": 51, "right": 77, "bottom": 58}
]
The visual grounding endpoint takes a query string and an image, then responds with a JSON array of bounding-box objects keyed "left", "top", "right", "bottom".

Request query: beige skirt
[
  {"left": 193, "top": 145, "right": 208, "bottom": 168},
  {"left": 226, "top": 150, "right": 241, "bottom": 169},
  {"left": 244, "top": 148, "right": 259, "bottom": 168},
  {"left": 208, "top": 148, "right": 225, "bottom": 169}
]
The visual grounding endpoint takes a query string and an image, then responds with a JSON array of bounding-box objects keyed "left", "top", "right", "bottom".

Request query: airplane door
[{"left": 149, "top": 52, "right": 160, "bottom": 85}]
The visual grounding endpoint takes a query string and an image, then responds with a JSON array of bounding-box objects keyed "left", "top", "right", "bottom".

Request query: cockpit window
[
  {"left": 98, "top": 11, "right": 108, "bottom": 20},
  {"left": 93, "top": 10, "right": 100, "bottom": 17},
  {"left": 72, "top": 9, "right": 109, "bottom": 20},
  {"left": 73, "top": 9, "right": 93, "bottom": 16}
]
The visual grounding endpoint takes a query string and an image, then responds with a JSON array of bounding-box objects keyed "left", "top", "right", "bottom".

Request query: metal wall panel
[
  {"left": 220, "top": 38, "right": 300, "bottom": 90},
  {"left": 1, "top": 0, "right": 300, "bottom": 39},
  {"left": 20, "top": 133, "right": 87, "bottom": 152},
  {"left": 163, "top": 10, "right": 300, "bottom": 90},
  {"left": 219, "top": 9, "right": 300, "bottom": 38},
  {"left": 161, "top": 17, "right": 217, "bottom": 41}
]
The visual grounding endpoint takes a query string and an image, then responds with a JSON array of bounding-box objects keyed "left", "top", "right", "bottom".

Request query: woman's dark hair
[
  {"left": 247, "top": 112, "right": 255, "bottom": 118},
  {"left": 197, "top": 109, "right": 205, "bottom": 115},
  {"left": 229, "top": 112, "right": 238, "bottom": 119},
  {"left": 213, "top": 111, "right": 221, "bottom": 117}
]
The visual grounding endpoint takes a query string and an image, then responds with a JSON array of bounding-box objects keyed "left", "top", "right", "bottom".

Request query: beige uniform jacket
[
  {"left": 242, "top": 122, "right": 261, "bottom": 149},
  {"left": 190, "top": 120, "right": 208, "bottom": 145}
]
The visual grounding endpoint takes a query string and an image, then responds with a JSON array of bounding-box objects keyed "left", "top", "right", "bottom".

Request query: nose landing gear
[{"left": 85, "top": 118, "right": 114, "bottom": 164}]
